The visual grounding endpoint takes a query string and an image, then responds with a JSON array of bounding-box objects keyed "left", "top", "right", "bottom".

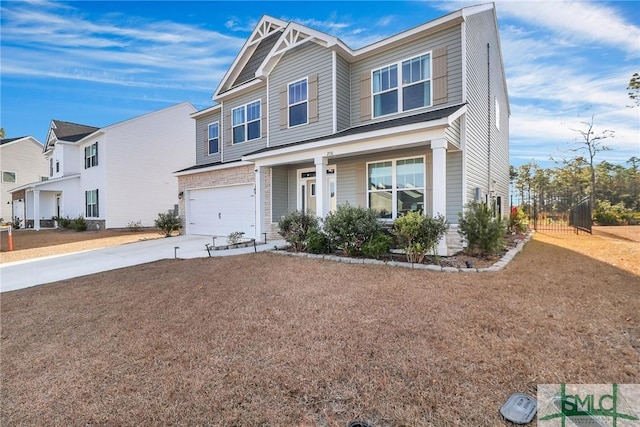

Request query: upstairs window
[
  {"left": 2, "top": 171, "right": 16, "bottom": 183},
  {"left": 232, "top": 100, "right": 261, "bottom": 144},
  {"left": 372, "top": 53, "right": 432, "bottom": 118},
  {"left": 288, "top": 78, "right": 308, "bottom": 127},
  {"left": 85, "top": 189, "right": 99, "bottom": 217},
  {"left": 373, "top": 65, "right": 398, "bottom": 117},
  {"left": 85, "top": 142, "right": 98, "bottom": 169},
  {"left": 208, "top": 122, "right": 219, "bottom": 154}
]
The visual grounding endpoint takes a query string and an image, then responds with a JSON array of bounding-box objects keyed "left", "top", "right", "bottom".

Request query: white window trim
[
  {"left": 84, "top": 142, "right": 98, "bottom": 169},
  {"left": 371, "top": 51, "right": 433, "bottom": 119},
  {"left": 2, "top": 170, "right": 17, "bottom": 183},
  {"left": 208, "top": 121, "right": 220, "bottom": 155},
  {"left": 85, "top": 189, "right": 99, "bottom": 218},
  {"left": 232, "top": 99, "right": 262, "bottom": 144},
  {"left": 288, "top": 77, "right": 309, "bottom": 128},
  {"left": 366, "top": 155, "right": 426, "bottom": 220}
]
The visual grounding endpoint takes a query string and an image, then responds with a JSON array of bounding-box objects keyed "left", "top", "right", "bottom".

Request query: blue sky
[{"left": 1, "top": 0, "right": 638, "bottom": 168}]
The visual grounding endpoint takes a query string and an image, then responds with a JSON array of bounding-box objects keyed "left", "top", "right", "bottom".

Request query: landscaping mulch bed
[{"left": 1, "top": 227, "right": 638, "bottom": 426}]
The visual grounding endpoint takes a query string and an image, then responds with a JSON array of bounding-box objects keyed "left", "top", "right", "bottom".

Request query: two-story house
[
  {"left": 12, "top": 102, "right": 196, "bottom": 230},
  {"left": 175, "top": 3, "right": 509, "bottom": 255},
  {"left": 1, "top": 136, "right": 48, "bottom": 223}
]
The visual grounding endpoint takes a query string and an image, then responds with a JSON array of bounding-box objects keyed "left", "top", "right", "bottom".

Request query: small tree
[
  {"left": 458, "top": 201, "right": 505, "bottom": 257},
  {"left": 628, "top": 72, "right": 640, "bottom": 107},
  {"left": 154, "top": 212, "right": 182, "bottom": 237},
  {"left": 569, "top": 114, "right": 614, "bottom": 212},
  {"left": 394, "top": 211, "right": 448, "bottom": 263}
]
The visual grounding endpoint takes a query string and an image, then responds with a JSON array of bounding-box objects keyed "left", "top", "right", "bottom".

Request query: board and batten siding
[
  {"left": 350, "top": 24, "right": 463, "bottom": 128},
  {"left": 222, "top": 88, "right": 268, "bottom": 162},
  {"left": 270, "top": 166, "right": 289, "bottom": 222},
  {"left": 195, "top": 110, "right": 222, "bottom": 165},
  {"left": 268, "top": 43, "right": 334, "bottom": 147},
  {"left": 335, "top": 54, "right": 351, "bottom": 132},
  {"left": 463, "top": 9, "right": 509, "bottom": 212},
  {"left": 104, "top": 102, "right": 195, "bottom": 228}
]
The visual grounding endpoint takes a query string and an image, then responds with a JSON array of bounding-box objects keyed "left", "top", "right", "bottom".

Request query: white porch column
[
  {"left": 314, "top": 156, "right": 328, "bottom": 219},
  {"left": 254, "top": 165, "right": 265, "bottom": 241},
  {"left": 33, "top": 189, "right": 41, "bottom": 231},
  {"left": 431, "top": 138, "right": 447, "bottom": 255}
]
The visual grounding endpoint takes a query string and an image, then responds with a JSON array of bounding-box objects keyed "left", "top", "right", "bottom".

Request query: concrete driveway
[{"left": 0, "top": 235, "right": 285, "bottom": 293}]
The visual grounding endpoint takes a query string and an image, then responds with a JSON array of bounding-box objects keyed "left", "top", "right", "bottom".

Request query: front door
[
  {"left": 306, "top": 180, "right": 316, "bottom": 215},
  {"left": 298, "top": 166, "right": 336, "bottom": 216}
]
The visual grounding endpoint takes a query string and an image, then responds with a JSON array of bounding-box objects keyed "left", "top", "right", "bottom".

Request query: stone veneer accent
[{"left": 177, "top": 164, "right": 280, "bottom": 241}]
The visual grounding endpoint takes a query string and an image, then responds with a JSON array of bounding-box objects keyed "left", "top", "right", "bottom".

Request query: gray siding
[
  {"left": 336, "top": 54, "right": 351, "bottom": 132},
  {"left": 445, "top": 116, "right": 461, "bottom": 149},
  {"left": 268, "top": 42, "right": 334, "bottom": 147},
  {"left": 464, "top": 9, "right": 509, "bottom": 214},
  {"left": 271, "top": 166, "right": 289, "bottom": 221},
  {"left": 195, "top": 110, "right": 221, "bottom": 165},
  {"left": 222, "top": 88, "right": 268, "bottom": 162},
  {"left": 446, "top": 150, "right": 463, "bottom": 223},
  {"left": 350, "top": 24, "right": 463, "bottom": 128}
]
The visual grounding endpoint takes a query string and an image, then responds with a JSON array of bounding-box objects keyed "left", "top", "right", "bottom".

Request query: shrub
[
  {"left": 593, "top": 200, "right": 631, "bottom": 225},
  {"left": 127, "top": 220, "right": 143, "bottom": 232},
  {"left": 458, "top": 201, "right": 506, "bottom": 257},
  {"left": 277, "top": 210, "right": 319, "bottom": 252},
  {"left": 394, "top": 211, "right": 449, "bottom": 263},
  {"left": 227, "top": 231, "right": 245, "bottom": 245},
  {"left": 55, "top": 216, "right": 72, "bottom": 229},
  {"left": 509, "top": 206, "right": 528, "bottom": 233},
  {"left": 71, "top": 216, "right": 88, "bottom": 232},
  {"left": 11, "top": 216, "right": 22, "bottom": 229},
  {"left": 361, "top": 232, "right": 392, "bottom": 259},
  {"left": 306, "top": 229, "right": 329, "bottom": 254},
  {"left": 154, "top": 212, "right": 182, "bottom": 237},
  {"left": 323, "top": 203, "right": 382, "bottom": 256}
]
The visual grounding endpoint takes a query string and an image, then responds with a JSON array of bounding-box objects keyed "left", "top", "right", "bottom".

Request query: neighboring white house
[
  {"left": 12, "top": 102, "right": 196, "bottom": 230},
  {"left": 175, "top": 4, "right": 510, "bottom": 255},
  {"left": 0, "top": 136, "right": 48, "bottom": 224}
]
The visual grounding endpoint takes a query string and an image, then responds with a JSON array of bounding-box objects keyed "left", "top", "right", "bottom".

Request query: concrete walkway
[{"left": 0, "top": 235, "right": 286, "bottom": 293}]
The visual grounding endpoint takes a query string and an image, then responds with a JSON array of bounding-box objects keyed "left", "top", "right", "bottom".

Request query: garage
[{"left": 187, "top": 184, "right": 255, "bottom": 238}]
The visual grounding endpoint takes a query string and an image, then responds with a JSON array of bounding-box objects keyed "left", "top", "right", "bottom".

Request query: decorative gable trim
[{"left": 214, "top": 16, "right": 287, "bottom": 99}]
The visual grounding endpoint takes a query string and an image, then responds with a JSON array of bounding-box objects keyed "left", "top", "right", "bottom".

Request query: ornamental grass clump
[
  {"left": 458, "top": 201, "right": 506, "bottom": 257},
  {"left": 394, "top": 211, "right": 449, "bottom": 263}
]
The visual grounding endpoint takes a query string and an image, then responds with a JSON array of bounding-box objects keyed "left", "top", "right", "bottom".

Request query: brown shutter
[
  {"left": 308, "top": 73, "right": 318, "bottom": 123},
  {"left": 203, "top": 126, "right": 209, "bottom": 155},
  {"left": 360, "top": 71, "right": 371, "bottom": 121},
  {"left": 261, "top": 97, "right": 267, "bottom": 139},
  {"left": 432, "top": 46, "right": 448, "bottom": 105},
  {"left": 279, "top": 85, "right": 288, "bottom": 130}
]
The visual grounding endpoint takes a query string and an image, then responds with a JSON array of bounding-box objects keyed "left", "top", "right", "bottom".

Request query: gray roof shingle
[{"left": 52, "top": 120, "right": 99, "bottom": 142}]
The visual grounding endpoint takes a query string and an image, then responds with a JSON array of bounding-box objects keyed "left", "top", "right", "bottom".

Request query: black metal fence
[{"left": 569, "top": 197, "right": 592, "bottom": 234}]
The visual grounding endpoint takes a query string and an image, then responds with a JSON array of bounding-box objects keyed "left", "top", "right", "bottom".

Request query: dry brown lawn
[{"left": 1, "top": 227, "right": 639, "bottom": 426}]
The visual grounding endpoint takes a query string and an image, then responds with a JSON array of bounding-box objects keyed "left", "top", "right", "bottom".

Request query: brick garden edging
[{"left": 270, "top": 231, "right": 534, "bottom": 273}]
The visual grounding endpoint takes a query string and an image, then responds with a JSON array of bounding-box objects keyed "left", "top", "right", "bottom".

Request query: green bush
[
  {"left": 394, "top": 211, "right": 449, "bottom": 263},
  {"left": 277, "top": 210, "right": 319, "bottom": 252},
  {"left": 11, "top": 216, "right": 22, "bottom": 229},
  {"left": 458, "top": 201, "right": 506, "bottom": 257},
  {"left": 72, "top": 216, "right": 88, "bottom": 232},
  {"left": 362, "top": 232, "right": 392, "bottom": 259},
  {"left": 323, "top": 203, "right": 382, "bottom": 256},
  {"left": 593, "top": 200, "right": 631, "bottom": 225},
  {"left": 154, "top": 212, "right": 182, "bottom": 237},
  {"left": 306, "top": 229, "right": 329, "bottom": 254}
]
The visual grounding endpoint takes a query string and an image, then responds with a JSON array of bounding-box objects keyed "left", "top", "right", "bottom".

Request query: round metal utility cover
[{"left": 500, "top": 393, "right": 537, "bottom": 424}]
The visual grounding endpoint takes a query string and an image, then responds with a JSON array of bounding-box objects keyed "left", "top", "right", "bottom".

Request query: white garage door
[{"left": 187, "top": 184, "right": 255, "bottom": 238}]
